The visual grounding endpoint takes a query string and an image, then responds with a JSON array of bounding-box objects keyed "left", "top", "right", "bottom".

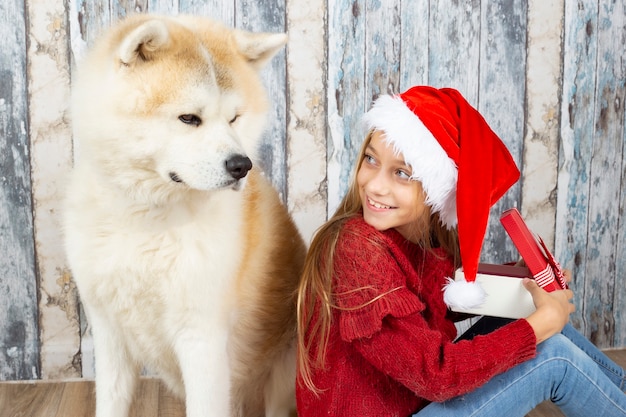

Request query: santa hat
[{"left": 362, "top": 86, "right": 520, "bottom": 310}]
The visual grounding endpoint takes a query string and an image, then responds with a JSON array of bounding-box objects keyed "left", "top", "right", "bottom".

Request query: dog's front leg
[
  {"left": 88, "top": 312, "right": 139, "bottom": 417},
  {"left": 175, "top": 327, "right": 231, "bottom": 417}
]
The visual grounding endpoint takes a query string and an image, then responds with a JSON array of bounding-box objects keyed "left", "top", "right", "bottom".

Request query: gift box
[
  {"left": 452, "top": 263, "right": 536, "bottom": 319},
  {"left": 500, "top": 208, "right": 568, "bottom": 291},
  {"left": 450, "top": 208, "right": 567, "bottom": 319}
]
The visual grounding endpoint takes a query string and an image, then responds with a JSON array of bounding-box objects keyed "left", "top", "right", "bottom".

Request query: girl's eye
[
  {"left": 179, "top": 114, "right": 201, "bottom": 126},
  {"left": 229, "top": 114, "right": 240, "bottom": 124},
  {"left": 364, "top": 154, "right": 376, "bottom": 165},
  {"left": 396, "top": 169, "right": 411, "bottom": 180}
]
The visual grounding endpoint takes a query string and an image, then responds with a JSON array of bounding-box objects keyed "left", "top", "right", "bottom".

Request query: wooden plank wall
[
  {"left": 0, "top": 0, "right": 624, "bottom": 381},
  {"left": 556, "top": 0, "right": 626, "bottom": 347},
  {"left": 0, "top": 0, "right": 40, "bottom": 380}
]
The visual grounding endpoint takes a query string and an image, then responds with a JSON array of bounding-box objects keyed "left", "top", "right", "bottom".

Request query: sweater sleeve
[
  {"left": 352, "top": 312, "right": 537, "bottom": 401},
  {"left": 334, "top": 221, "right": 426, "bottom": 341}
]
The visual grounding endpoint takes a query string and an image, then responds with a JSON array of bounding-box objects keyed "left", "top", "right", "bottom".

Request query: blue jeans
[{"left": 413, "top": 321, "right": 626, "bottom": 417}]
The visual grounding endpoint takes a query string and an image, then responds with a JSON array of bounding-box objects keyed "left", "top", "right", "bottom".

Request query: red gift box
[{"left": 500, "top": 208, "right": 568, "bottom": 291}]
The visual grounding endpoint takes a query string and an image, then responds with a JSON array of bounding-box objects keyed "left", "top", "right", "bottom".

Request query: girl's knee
[
  {"left": 535, "top": 335, "right": 585, "bottom": 370},
  {"left": 537, "top": 334, "right": 579, "bottom": 359},
  {"left": 536, "top": 334, "right": 591, "bottom": 379}
]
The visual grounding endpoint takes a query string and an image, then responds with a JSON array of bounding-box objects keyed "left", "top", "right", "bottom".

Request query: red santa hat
[{"left": 362, "top": 86, "right": 520, "bottom": 310}]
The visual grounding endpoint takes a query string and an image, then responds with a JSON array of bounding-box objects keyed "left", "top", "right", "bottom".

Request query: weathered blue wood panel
[
  {"left": 327, "top": 0, "right": 366, "bottom": 212},
  {"left": 146, "top": 0, "right": 176, "bottom": 15},
  {"left": 428, "top": 0, "right": 481, "bottom": 100},
  {"left": 478, "top": 0, "right": 527, "bottom": 265},
  {"left": 0, "top": 0, "right": 40, "bottom": 380},
  {"left": 74, "top": 0, "right": 115, "bottom": 46},
  {"left": 556, "top": 0, "right": 601, "bottom": 338},
  {"left": 364, "top": 0, "right": 401, "bottom": 100},
  {"left": 616, "top": 95, "right": 626, "bottom": 347},
  {"left": 581, "top": 0, "right": 625, "bottom": 347},
  {"left": 399, "top": 1, "right": 429, "bottom": 90},
  {"left": 177, "top": 1, "right": 234, "bottom": 24}
]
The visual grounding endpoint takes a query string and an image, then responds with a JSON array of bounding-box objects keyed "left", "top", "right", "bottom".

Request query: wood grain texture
[
  {"left": 364, "top": 0, "right": 401, "bottom": 100},
  {"left": 0, "top": 381, "right": 65, "bottom": 417},
  {"left": 326, "top": 0, "right": 366, "bottom": 213},
  {"left": 616, "top": 98, "right": 626, "bottom": 349},
  {"left": 27, "top": 0, "right": 81, "bottom": 380},
  {"left": 56, "top": 379, "right": 95, "bottom": 417},
  {"left": 582, "top": 0, "right": 625, "bottom": 349},
  {"left": 426, "top": 0, "right": 526, "bottom": 262},
  {"left": 0, "top": 0, "right": 40, "bottom": 381},
  {"left": 177, "top": 1, "right": 233, "bottom": 24},
  {"left": 0, "top": 378, "right": 186, "bottom": 417},
  {"left": 399, "top": 1, "right": 429, "bottom": 90},
  {"left": 428, "top": 0, "right": 481, "bottom": 99},
  {"left": 478, "top": 0, "right": 527, "bottom": 266},
  {"left": 520, "top": 0, "right": 563, "bottom": 248},
  {"left": 556, "top": 0, "right": 626, "bottom": 349},
  {"left": 556, "top": 0, "right": 597, "bottom": 337},
  {"left": 285, "top": 0, "right": 328, "bottom": 242},
  {"left": 146, "top": 0, "right": 177, "bottom": 15}
]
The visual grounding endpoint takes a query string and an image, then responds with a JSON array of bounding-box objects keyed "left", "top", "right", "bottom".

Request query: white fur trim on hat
[
  {"left": 362, "top": 95, "right": 458, "bottom": 228},
  {"left": 442, "top": 278, "right": 487, "bottom": 310}
]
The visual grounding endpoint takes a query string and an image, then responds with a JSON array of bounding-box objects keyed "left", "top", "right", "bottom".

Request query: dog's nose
[{"left": 225, "top": 154, "right": 253, "bottom": 180}]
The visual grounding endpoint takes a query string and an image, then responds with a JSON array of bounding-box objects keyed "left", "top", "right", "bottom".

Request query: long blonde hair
[{"left": 296, "top": 132, "right": 460, "bottom": 393}]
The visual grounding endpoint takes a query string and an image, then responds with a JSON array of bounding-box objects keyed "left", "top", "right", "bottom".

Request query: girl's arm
[
  {"left": 348, "top": 273, "right": 574, "bottom": 401},
  {"left": 351, "top": 312, "right": 537, "bottom": 402}
]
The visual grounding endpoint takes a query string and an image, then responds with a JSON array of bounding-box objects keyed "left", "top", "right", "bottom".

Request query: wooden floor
[
  {"left": 0, "top": 349, "right": 624, "bottom": 417},
  {"left": 0, "top": 377, "right": 185, "bottom": 417}
]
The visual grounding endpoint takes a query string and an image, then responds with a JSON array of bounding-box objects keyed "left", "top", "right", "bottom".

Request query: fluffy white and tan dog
[{"left": 63, "top": 14, "right": 306, "bottom": 417}]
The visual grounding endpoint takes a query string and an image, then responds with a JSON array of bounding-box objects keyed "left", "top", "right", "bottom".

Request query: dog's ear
[
  {"left": 233, "top": 30, "right": 287, "bottom": 69},
  {"left": 118, "top": 19, "right": 171, "bottom": 66}
]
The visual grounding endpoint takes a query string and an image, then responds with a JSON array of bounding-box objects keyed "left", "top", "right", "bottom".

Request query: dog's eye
[
  {"left": 179, "top": 114, "right": 201, "bottom": 126},
  {"left": 229, "top": 114, "right": 240, "bottom": 124}
]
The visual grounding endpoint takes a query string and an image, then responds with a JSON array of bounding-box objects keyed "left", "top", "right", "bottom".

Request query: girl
[{"left": 296, "top": 86, "right": 626, "bottom": 416}]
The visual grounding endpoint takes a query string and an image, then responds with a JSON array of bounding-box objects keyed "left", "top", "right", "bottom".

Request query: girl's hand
[
  {"left": 562, "top": 269, "right": 572, "bottom": 285},
  {"left": 523, "top": 278, "right": 575, "bottom": 344}
]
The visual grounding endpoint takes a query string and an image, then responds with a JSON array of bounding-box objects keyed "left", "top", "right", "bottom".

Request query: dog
[{"left": 63, "top": 14, "right": 306, "bottom": 417}]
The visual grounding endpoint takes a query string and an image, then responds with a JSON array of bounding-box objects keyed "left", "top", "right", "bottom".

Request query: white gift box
[{"left": 450, "top": 263, "right": 536, "bottom": 319}]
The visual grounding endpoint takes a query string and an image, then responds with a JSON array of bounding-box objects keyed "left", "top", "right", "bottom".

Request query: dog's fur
[{"left": 63, "top": 14, "right": 306, "bottom": 417}]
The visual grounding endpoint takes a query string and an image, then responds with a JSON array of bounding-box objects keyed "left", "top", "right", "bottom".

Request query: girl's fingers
[{"left": 563, "top": 269, "right": 572, "bottom": 284}]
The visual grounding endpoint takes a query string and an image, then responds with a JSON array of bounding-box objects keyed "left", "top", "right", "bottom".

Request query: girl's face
[{"left": 357, "top": 130, "right": 428, "bottom": 242}]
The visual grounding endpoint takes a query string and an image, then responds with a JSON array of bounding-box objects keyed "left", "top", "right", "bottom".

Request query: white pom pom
[{"left": 442, "top": 278, "right": 486, "bottom": 310}]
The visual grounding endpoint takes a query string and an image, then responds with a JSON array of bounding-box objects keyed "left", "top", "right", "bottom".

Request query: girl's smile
[
  {"left": 366, "top": 196, "right": 395, "bottom": 210},
  {"left": 357, "top": 130, "right": 427, "bottom": 242}
]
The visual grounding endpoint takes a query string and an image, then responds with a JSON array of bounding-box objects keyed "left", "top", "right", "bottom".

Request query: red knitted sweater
[{"left": 296, "top": 216, "right": 537, "bottom": 417}]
